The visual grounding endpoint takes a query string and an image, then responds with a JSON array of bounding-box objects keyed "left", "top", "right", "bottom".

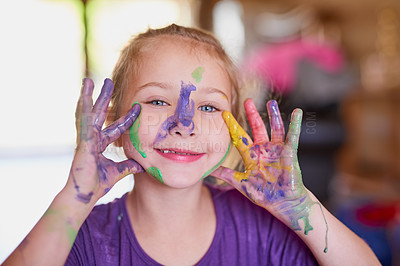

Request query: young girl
[{"left": 4, "top": 24, "right": 379, "bottom": 266}]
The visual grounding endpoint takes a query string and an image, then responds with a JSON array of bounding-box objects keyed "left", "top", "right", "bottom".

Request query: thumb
[
  {"left": 114, "top": 159, "right": 144, "bottom": 183},
  {"left": 211, "top": 166, "right": 246, "bottom": 186}
]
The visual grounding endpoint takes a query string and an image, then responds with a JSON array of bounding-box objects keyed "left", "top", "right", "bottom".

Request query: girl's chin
[{"left": 145, "top": 166, "right": 207, "bottom": 188}]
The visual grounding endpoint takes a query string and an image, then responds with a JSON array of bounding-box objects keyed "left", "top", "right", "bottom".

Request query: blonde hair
[{"left": 107, "top": 23, "right": 245, "bottom": 171}]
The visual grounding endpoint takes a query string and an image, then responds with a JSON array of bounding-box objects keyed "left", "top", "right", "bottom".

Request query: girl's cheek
[{"left": 138, "top": 111, "right": 168, "bottom": 147}]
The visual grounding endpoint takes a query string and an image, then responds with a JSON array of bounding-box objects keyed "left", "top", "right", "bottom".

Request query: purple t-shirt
[{"left": 66, "top": 185, "right": 317, "bottom": 265}]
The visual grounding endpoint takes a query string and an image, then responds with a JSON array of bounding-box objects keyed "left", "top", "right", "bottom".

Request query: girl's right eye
[{"left": 148, "top": 100, "right": 168, "bottom": 106}]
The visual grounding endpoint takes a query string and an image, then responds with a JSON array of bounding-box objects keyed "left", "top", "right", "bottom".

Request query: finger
[
  {"left": 75, "top": 78, "right": 94, "bottom": 118},
  {"left": 100, "top": 103, "right": 141, "bottom": 151},
  {"left": 211, "top": 166, "right": 247, "bottom": 185},
  {"left": 285, "top": 108, "right": 303, "bottom": 150},
  {"left": 244, "top": 98, "right": 269, "bottom": 144},
  {"left": 222, "top": 111, "right": 254, "bottom": 166},
  {"left": 81, "top": 78, "right": 95, "bottom": 114},
  {"left": 93, "top": 78, "right": 114, "bottom": 129},
  {"left": 267, "top": 100, "right": 285, "bottom": 143},
  {"left": 114, "top": 159, "right": 144, "bottom": 182},
  {"left": 76, "top": 78, "right": 94, "bottom": 143}
]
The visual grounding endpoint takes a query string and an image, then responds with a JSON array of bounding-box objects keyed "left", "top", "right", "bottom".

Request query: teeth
[{"left": 160, "top": 149, "right": 191, "bottom": 155}]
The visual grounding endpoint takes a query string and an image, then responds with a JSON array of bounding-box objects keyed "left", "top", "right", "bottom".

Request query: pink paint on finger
[{"left": 244, "top": 98, "right": 269, "bottom": 144}]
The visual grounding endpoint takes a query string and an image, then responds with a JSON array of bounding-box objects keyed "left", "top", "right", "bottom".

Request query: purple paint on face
[{"left": 153, "top": 81, "right": 196, "bottom": 144}]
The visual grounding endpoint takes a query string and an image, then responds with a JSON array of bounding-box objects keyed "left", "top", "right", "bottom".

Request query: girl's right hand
[{"left": 66, "top": 78, "right": 143, "bottom": 205}]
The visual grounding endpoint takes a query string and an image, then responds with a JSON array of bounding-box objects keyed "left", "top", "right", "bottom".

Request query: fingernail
[
  {"left": 267, "top": 100, "right": 279, "bottom": 114},
  {"left": 131, "top": 102, "right": 141, "bottom": 114},
  {"left": 81, "top": 78, "right": 94, "bottom": 95}
]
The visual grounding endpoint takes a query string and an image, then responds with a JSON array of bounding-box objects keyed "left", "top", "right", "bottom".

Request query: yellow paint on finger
[
  {"left": 222, "top": 111, "right": 255, "bottom": 167},
  {"left": 234, "top": 171, "right": 248, "bottom": 183}
]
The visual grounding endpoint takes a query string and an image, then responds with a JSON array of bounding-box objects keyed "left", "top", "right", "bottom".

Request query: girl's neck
[
  {"left": 126, "top": 173, "right": 217, "bottom": 265},
  {"left": 126, "top": 172, "right": 214, "bottom": 227}
]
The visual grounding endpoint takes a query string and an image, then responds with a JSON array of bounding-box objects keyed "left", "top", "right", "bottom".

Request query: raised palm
[
  {"left": 67, "top": 78, "right": 143, "bottom": 204},
  {"left": 213, "top": 99, "right": 316, "bottom": 234}
]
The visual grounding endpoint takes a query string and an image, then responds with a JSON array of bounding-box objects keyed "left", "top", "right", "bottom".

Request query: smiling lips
[{"left": 155, "top": 148, "right": 205, "bottom": 163}]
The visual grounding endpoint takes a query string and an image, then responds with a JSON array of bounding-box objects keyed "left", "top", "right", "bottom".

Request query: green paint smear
[
  {"left": 201, "top": 142, "right": 231, "bottom": 180},
  {"left": 129, "top": 102, "right": 147, "bottom": 158},
  {"left": 42, "top": 207, "right": 78, "bottom": 248},
  {"left": 293, "top": 201, "right": 329, "bottom": 253},
  {"left": 146, "top": 166, "right": 164, "bottom": 184},
  {"left": 43, "top": 208, "right": 57, "bottom": 217},
  {"left": 66, "top": 225, "right": 77, "bottom": 248},
  {"left": 192, "top": 67, "right": 204, "bottom": 83}
]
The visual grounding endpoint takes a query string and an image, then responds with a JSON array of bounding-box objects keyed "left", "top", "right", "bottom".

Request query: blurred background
[{"left": 0, "top": 0, "right": 399, "bottom": 264}]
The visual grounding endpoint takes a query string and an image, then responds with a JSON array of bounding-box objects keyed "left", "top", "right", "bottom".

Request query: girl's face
[{"left": 121, "top": 39, "right": 232, "bottom": 188}]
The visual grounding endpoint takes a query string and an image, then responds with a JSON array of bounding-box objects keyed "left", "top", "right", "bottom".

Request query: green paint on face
[
  {"left": 201, "top": 142, "right": 231, "bottom": 180},
  {"left": 129, "top": 102, "right": 147, "bottom": 158},
  {"left": 192, "top": 66, "right": 205, "bottom": 83},
  {"left": 146, "top": 166, "right": 164, "bottom": 184}
]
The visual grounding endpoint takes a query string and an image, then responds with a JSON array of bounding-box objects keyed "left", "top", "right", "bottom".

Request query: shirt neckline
[{"left": 120, "top": 184, "right": 224, "bottom": 265}]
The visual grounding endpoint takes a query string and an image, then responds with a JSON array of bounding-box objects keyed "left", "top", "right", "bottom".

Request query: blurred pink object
[{"left": 242, "top": 39, "right": 345, "bottom": 94}]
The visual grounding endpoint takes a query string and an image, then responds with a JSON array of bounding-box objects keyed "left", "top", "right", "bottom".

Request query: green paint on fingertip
[
  {"left": 146, "top": 166, "right": 164, "bottom": 184},
  {"left": 192, "top": 66, "right": 205, "bottom": 83},
  {"left": 201, "top": 142, "right": 231, "bottom": 180},
  {"left": 129, "top": 102, "right": 147, "bottom": 158}
]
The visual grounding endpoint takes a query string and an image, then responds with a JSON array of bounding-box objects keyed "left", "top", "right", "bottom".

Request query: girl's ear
[{"left": 106, "top": 106, "right": 123, "bottom": 147}]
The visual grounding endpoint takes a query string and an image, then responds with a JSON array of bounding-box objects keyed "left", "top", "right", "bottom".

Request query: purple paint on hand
[{"left": 153, "top": 81, "right": 196, "bottom": 144}]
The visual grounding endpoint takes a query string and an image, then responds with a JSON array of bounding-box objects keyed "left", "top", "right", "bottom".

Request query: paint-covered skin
[
  {"left": 69, "top": 78, "right": 144, "bottom": 204},
  {"left": 153, "top": 81, "right": 196, "bottom": 145},
  {"left": 129, "top": 102, "right": 147, "bottom": 158},
  {"left": 212, "top": 99, "right": 328, "bottom": 251},
  {"left": 191, "top": 66, "right": 204, "bottom": 83}
]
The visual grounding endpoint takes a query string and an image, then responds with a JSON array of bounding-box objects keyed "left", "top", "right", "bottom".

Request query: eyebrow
[
  {"left": 137, "top": 81, "right": 173, "bottom": 91},
  {"left": 199, "top": 87, "right": 230, "bottom": 102},
  {"left": 137, "top": 82, "right": 230, "bottom": 102}
]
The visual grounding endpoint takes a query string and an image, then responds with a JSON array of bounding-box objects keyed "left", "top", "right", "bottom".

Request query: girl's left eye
[{"left": 199, "top": 105, "right": 217, "bottom": 112}]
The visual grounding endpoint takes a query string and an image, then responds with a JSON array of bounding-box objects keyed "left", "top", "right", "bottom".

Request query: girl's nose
[{"left": 169, "top": 121, "right": 196, "bottom": 138}]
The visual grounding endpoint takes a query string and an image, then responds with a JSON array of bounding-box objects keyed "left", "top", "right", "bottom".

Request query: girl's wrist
[{"left": 51, "top": 185, "right": 97, "bottom": 229}]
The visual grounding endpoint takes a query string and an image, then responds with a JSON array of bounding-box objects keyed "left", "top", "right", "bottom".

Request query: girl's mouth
[{"left": 155, "top": 148, "right": 205, "bottom": 163}]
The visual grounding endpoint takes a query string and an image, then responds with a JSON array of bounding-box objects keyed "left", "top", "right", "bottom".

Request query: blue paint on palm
[{"left": 153, "top": 81, "right": 196, "bottom": 144}]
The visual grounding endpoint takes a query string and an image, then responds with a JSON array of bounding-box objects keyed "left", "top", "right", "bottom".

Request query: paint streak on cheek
[
  {"left": 129, "top": 102, "right": 147, "bottom": 158},
  {"left": 146, "top": 166, "right": 164, "bottom": 184},
  {"left": 201, "top": 142, "right": 231, "bottom": 179}
]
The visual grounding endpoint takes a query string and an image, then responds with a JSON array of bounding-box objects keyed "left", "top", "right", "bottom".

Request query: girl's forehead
[
  {"left": 138, "top": 42, "right": 226, "bottom": 81},
  {"left": 123, "top": 37, "right": 232, "bottom": 102},
  {"left": 145, "top": 36, "right": 213, "bottom": 59}
]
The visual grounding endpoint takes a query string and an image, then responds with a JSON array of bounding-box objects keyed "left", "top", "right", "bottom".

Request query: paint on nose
[
  {"left": 153, "top": 81, "right": 196, "bottom": 144},
  {"left": 176, "top": 81, "right": 196, "bottom": 128}
]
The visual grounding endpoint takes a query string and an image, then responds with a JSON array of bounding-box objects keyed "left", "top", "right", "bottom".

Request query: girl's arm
[
  {"left": 3, "top": 78, "right": 143, "bottom": 266},
  {"left": 212, "top": 98, "right": 380, "bottom": 265}
]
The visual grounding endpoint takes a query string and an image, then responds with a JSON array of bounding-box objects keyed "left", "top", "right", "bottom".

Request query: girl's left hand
[{"left": 212, "top": 99, "right": 316, "bottom": 234}]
